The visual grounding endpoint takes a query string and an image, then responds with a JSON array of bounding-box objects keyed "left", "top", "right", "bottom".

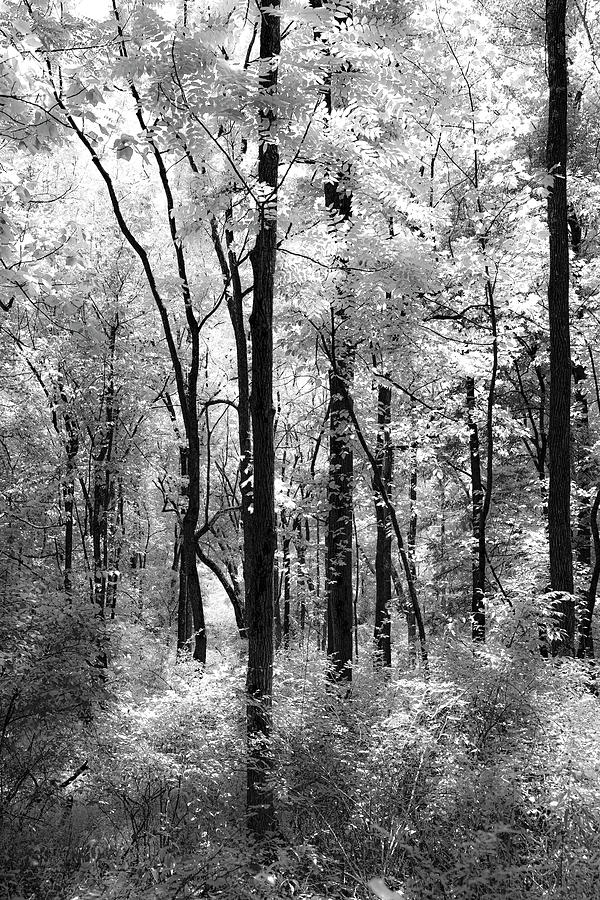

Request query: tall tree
[
  {"left": 245, "top": 0, "right": 280, "bottom": 837},
  {"left": 546, "top": 0, "right": 575, "bottom": 653},
  {"left": 373, "top": 382, "right": 393, "bottom": 667},
  {"left": 310, "top": 0, "right": 355, "bottom": 682},
  {"left": 466, "top": 377, "right": 486, "bottom": 643}
]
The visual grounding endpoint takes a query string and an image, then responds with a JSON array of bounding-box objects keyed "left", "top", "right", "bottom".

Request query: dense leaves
[{"left": 1, "top": 0, "right": 600, "bottom": 897}]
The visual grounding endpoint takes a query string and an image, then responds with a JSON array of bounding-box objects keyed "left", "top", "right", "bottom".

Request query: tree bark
[
  {"left": 308, "top": 0, "right": 355, "bottom": 684},
  {"left": 407, "top": 438, "right": 418, "bottom": 667},
  {"left": 546, "top": 0, "right": 575, "bottom": 654},
  {"left": 245, "top": 0, "right": 279, "bottom": 839},
  {"left": 195, "top": 544, "right": 247, "bottom": 638},
  {"left": 62, "top": 406, "right": 79, "bottom": 596},
  {"left": 328, "top": 368, "right": 429, "bottom": 671},
  {"left": 466, "top": 377, "right": 486, "bottom": 642},
  {"left": 573, "top": 367, "right": 591, "bottom": 566},
  {"left": 282, "top": 515, "right": 291, "bottom": 648},
  {"left": 224, "top": 208, "right": 252, "bottom": 608},
  {"left": 571, "top": 230, "right": 590, "bottom": 575},
  {"left": 180, "top": 408, "right": 207, "bottom": 663},
  {"left": 373, "top": 383, "right": 392, "bottom": 668},
  {"left": 326, "top": 360, "right": 354, "bottom": 680},
  {"left": 578, "top": 487, "right": 600, "bottom": 659},
  {"left": 295, "top": 516, "right": 312, "bottom": 634}
]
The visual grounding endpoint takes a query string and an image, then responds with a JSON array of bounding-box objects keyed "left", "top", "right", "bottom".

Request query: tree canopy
[{"left": 2, "top": 0, "right": 600, "bottom": 898}]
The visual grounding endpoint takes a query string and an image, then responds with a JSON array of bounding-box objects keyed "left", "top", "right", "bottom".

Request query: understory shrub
[{"left": 3, "top": 633, "right": 600, "bottom": 900}]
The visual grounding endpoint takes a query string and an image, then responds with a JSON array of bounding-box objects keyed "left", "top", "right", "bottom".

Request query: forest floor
[{"left": 3, "top": 592, "right": 600, "bottom": 900}]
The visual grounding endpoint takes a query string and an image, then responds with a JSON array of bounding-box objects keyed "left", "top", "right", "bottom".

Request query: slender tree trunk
[
  {"left": 177, "top": 547, "right": 190, "bottom": 650},
  {"left": 308, "top": 0, "right": 354, "bottom": 683},
  {"left": 181, "top": 420, "right": 207, "bottom": 663},
  {"left": 195, "top": 544, "right": 247, "bottom": 638},
  {"left": 578, "top": 487, "right": 600, "bottom": 659},
  {"left": 295, "top": 517, "right": 311, "bottom": 634},
  {"left": 175, "top": 398, "right": 206, "bottom": 667},
  {"left": 225, "top": 213, "right": 252, "bottom": 603},
  {"left": 63, "top": 426, "right": 78, "bottom": 595},
  {"left": 407, "top": 438, "right": 418, "bottom": 667},
  {"left": 326, "top": 358, "right": 354, "bottom": 680},
  {"left": 571, "top": 234, "right": 590, "bottom": 574},
  {"left": 329, "top": 370, "right": 429, "bottom": 671},
  {"left": 316, "top": 518, "right": 326, "bottom": 651},
  {"left": 577, "top": 349, "right": 600, "bottom": 660},
  {"left": 546, "top": 0, "right": 575, "bottom": 653},
  {"left": 373, "top": 383, "right": 392, "bottom": 668},
  {"left": 92, "top": 475, "right": 108, "bottom": 616},
  {"left": 573, "top": 369, "right": 591, "bottom": 566},
  {"left": 108, "top": 480, "right": 125, "bottom": 620},
  {"left": 282, "top": 518, "right": 291, "bottom": 648},
  {"left": 466, "top": 377, "right": 486, "bottom": 642},
  {"left": 273, "top": 547, "right": 282, "bottom": 651},
  {"left": 245, "top": 0, "right": 279, "bottom": 838}
]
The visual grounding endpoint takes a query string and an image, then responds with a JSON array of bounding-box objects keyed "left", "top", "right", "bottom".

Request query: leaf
[
  {"left": 368, "top": 878, "right": 404, "bottom": 900},
  {"left": 116, "top": 145, "right": 133, "bottom": 162}
]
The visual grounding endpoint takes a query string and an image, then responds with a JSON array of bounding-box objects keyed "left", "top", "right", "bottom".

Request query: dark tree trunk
[
  {"left": 546, "top": 0, "right": 575, "bottom": 653},
  {"left": 177, "top": 551, "right": 191, "bottom": 651},
  {"left": 328, "top": 370, "right": 429, "bottom": 671},
  {"left": 175, "top": 372, "right": 207, "bottom": 668},
  {"left": 308, "top": 0, "right": 354, "bottom": 683},
  {"left": 92, "top": 472, "right": 108, "bottom": 619},
  {"left": 195, "top": 544, "right": 247, "bottom": 638},
  {"left": 108, "top": 481, "right": 125, "bottom": 620},
  {"left": 317, "top": 518, "right": 326, "bottom": 651},
  {"left": 225, "top": 214, "right": 252, "bottom": 602},
  {"left": 373, "top": 383, "right": 392, "bottom": 668},
  {"left": 578, "top": 487, "right": 600, "bottom": 659},
  {"left": 326, "top": 360, "right": 354, "bottom": 681},
  {"left": 573, "top": 368, "right": 591, "bottom": 565},
  {"left": 407, "top": 438, "right": 418, "bottom": 667},
  {"left": 571, "top": 231, "right": 590, "bottom": 574},
  {"left": 295, "top": 517, "right": 311, "bottom": 634},
  {"left": 180, "top": 423, "right": 207, "bottom": 663},
  {"left": 273, "top": 548, "right": 282, "bottom": 651},
  {"left": 282, "top": 517, "right": 291, "bottom": 648},
  {"left": 91, "top": 337, "right": 118, "bottom": 667},
  {"left": 571, "top": 212, "right": 590, "bottom": 611},
  {"left": 62, "top": 423, "right": 79, "bottom": 595},
  {"left": 245, "top": 0, "right": 279, "bottom": 839},
  {"left": 466, "top": 377, "right": 486, "bottom": 642}
]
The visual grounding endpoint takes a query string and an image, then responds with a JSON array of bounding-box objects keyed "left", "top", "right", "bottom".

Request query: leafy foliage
[{"left": 1, "top": 0, "right": 600, "bottom": 897}]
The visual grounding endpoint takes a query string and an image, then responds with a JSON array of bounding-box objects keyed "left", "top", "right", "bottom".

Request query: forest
[{"left": 1, "top": 0, "right": 600, "bottom": 897}]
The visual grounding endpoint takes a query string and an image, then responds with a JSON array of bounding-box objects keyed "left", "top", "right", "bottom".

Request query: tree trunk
[
  {"left": 295, "top": 517, "right": 311, "bottom": 634},
  {"left": 466, "top": 377, "right": 486, "bottom": 642},
  {"left": 316, "top": 518, "right": 326, "bottom": 651},
  {"left": 546, "top": 0, "right": 575, "bottom": 653},
  {"left": 108, "top": 480, "right": 125, "bottom": 620},
  {"left": 195, "top": 544, "right": 247, "bottom": 638},
  {"left": 62, "top": 425, "right": 78, "bottom": 595},
  {"left": 326, "top": 359, "right": 354, "bottom": 681},
  {"left": 571, "top": 233, "right": 590, "bottom": 572},
  {"left": 373, "top": 383, "right": 392, "bottom": 668},
  {"left": 329, "top": 369, "right": 429, "bottom": 671},
  {"left": 180, "top": 426, "right": 207, "bottom": 663},
  {"left": 282, "top": 518, "right": 291, "bottom": 648},
  {"left": 225, "top": 212, "right": 252, "bottom": 606},
  {"left": 245, "top": 0, "right": 279, "bottom": 839},
  {"left": 308, "top": 0, "right": 354, "bottom": 683},
  {"left": 273, "top": 547, "right": 282, "bottom": 651},
  {"left": 578, "top": 487, "right": 600, "bottom": 659},
  {"left": 407, "top": 438, "right": 418, "bottom": 667}
]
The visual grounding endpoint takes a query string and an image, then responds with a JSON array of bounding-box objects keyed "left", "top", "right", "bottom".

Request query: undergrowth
[{"left": 2, "top": 633, "right": 600, "bottom": 900}]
